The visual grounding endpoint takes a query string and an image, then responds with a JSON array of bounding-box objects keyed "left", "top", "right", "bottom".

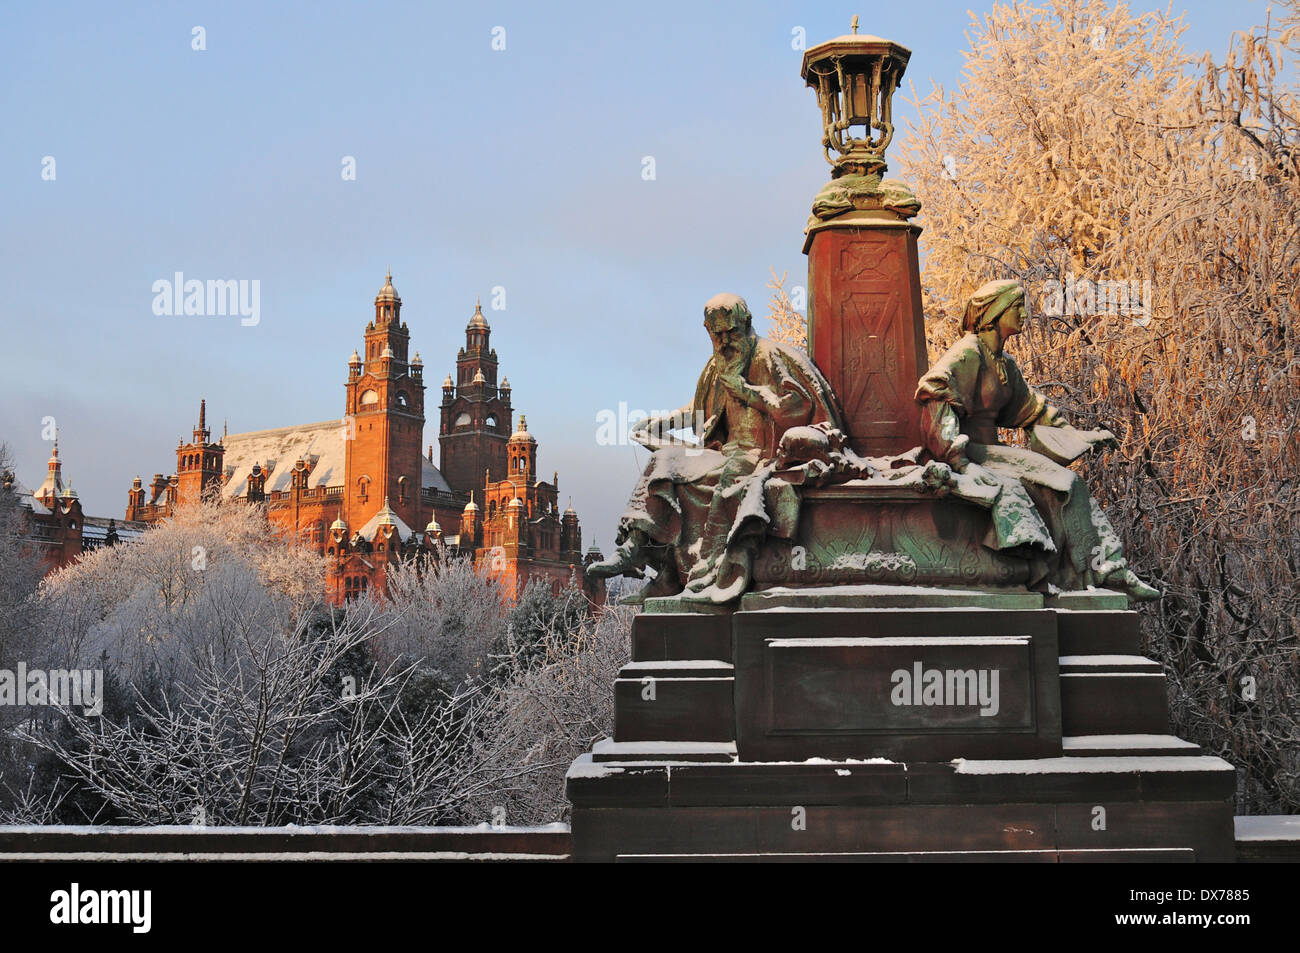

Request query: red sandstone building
[
  {"left": 116, "top": 272, "right": 604, "bottom": 602},
  {"left": 3, "top": 442, "right": 143, "bottom": 572}
]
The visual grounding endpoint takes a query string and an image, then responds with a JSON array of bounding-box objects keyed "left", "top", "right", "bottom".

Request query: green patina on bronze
[
  {"left": 589, "top": 24, "right": 1158, "bottom": 608},
  {"left": 809, "top": 172, "right": 921, "bottom": 225}
]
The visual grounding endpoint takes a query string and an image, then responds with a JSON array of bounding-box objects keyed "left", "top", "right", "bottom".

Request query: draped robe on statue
[
  {"left": 915, "top": 333, "right": 1130, "bottom": 592},
  {"left": 617, "top": 338, "right": 843, "bottom": 603}
]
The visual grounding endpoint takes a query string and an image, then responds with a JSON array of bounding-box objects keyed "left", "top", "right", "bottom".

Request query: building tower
[
  {"left": 561, "top": 497, "right": 581, "bottom": 557},
  {"left": 506, "top": 415, "right": 537, "bottom": 485},
  {"left": 439, "top": 301, "right": 512, "bottom": 494},
  {"left": 344, "top": 270, "right": 427, "bottom": 532},
  {"left": 33, "top": 438, "right": 64, "bottom": 508},
  {"left": 176, "top": 399, "right": 225, "bottom": 506},
  {"left": 459, "top": 494, "right": 482, "bottom": 550}
]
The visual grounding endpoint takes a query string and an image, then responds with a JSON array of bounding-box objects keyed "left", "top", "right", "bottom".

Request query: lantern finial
[
  {"left": 801, "top": 29, "right": 921, "bottom": 228},
  {"left": 800, "top": 30, "right": 912, "bottom": 178}
]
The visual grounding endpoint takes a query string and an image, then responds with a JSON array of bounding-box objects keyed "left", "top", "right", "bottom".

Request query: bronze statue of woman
[{"left": 915, "top": 279, "right": 1159, "bottom": 601}]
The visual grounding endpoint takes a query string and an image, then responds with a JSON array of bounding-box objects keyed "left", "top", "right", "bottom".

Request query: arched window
[
  {"left": 396, "top": 391, "right": 409, "bottom": 407},
  {"left": 360, "top": 389, "right": 379, "bottom": 406},
  {"left": 454, "top": 412, "right": 471, "bottom": 428},
  {"left": 486, "top": 414, "right": 497, "bottom": 428}
]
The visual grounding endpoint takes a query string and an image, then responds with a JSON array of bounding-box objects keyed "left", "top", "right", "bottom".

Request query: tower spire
[
  {"left": 37, "top": 431, "right": 65, "bottom": 503},
  {"left": 193, "top": 398, "right": 210, "bottom": 443}
]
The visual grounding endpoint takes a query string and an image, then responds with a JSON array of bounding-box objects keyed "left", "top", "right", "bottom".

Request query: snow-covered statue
[
  {"left": 915, "top": 279, "right": 1159, "bottom": 601},
  {"left": 587, "top": 293, "right": 846, "bottom": 602}
]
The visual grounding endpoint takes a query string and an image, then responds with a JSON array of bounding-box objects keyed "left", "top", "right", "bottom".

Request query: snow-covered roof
[
  {"left": 80, "top": 516, "right": 147, "bottom": 542},
  {"left": 9, "top": 478, "right": 51, "bottom": 515},
  {"left": 220, "top": 419, "right": 454, "bottom": 499},
  {"left": 221, "top": 420, "right": 346, "bottom": 498},
  {"left": 356, "top": 499, "right": 415, "bottom": 543},
  {"left": 421, "top": 456, "right": 451, "bottom": 493}
]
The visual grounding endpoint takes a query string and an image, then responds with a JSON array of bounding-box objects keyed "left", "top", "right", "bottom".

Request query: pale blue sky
[{"left": 0, "top": 0, "right": 1269, "bottom": 544}]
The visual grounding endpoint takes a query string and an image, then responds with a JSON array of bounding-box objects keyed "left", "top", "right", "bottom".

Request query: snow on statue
[
  {"left": 915, "top": 279, "right": 1159, "bottom": 601},
  {"left": 587, "top": 293, "right": 846, "bottom": 603}
]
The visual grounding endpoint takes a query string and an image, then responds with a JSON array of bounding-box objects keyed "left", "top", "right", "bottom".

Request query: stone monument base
[{"left": 566, "top": 587, "right": 1235, "bottom": 862}]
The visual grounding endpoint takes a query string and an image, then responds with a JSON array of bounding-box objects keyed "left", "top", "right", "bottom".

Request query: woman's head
[{"left": 962, "top": 279, "right": 1025, "bottom": 335}]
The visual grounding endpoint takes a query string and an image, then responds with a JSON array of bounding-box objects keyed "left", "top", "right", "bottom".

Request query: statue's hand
[
  {"left": 629, "top": 413, "right": 669, "bottom": 447},
  {"left": 717, "top": 372, "right": 750, "bottom": 402},
  {"left": 946, "top": 433, "right": 972, "bottom": 472},
  {"left": 631, "top": 409, "right": 704, "bottom": 449},
  {"left": 720, "top": 373, "right": 781, "bottom": 413}
]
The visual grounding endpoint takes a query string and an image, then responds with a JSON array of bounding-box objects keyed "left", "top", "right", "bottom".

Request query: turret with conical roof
[
  {"left": 507, "top": 415, "right": 538, "bottom": 480},
  {"left": 361, "top": 269, "right": 411, "bottom": 368},
  {"left": 374, "top": 268, "right": 402, "bottom": 327},
  {"left": 458, "top": 492, "right": 482, "bottom": 549}
]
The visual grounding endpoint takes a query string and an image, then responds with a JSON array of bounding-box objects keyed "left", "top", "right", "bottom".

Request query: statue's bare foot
[{"left": 1107, "top": 568, "right": 1161, "bottom": 603}]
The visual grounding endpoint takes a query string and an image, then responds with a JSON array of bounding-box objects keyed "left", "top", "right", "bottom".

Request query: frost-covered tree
[
  {"left": 0, "top": 443, "right": 45, "bottom": 669},
  {"left": 368, "top": 550, "right": 507, "bottom": 688},
  {"left": 765, "top": 270, "right": 807, "bottom": 349},
  {"left": 3, "top": 499, "right": 631, "bottom": 826},
  {"left": 897, "top": 0, "right": 1300, "bottom": 811},
  {"left": 457, "top": 601, "right": 632, "bottom": 825},
  {"left": 32, "top": 498, "right": 326, "bottom": 682}
]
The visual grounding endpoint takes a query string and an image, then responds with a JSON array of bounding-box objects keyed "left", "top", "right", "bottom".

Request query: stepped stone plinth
[{"left": 567, "top": 587, "right": 1235, "bottom": 862}]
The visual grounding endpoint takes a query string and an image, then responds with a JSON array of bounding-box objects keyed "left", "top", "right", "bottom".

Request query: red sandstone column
[{"left": 805, "top": 208, "right": 927, "bottom": 457}]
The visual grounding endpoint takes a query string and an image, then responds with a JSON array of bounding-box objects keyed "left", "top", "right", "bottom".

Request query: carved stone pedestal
[
  {"left": 753, "top": 483, "right": 1030, "bottom": 588},
  {"left": 566, "top": 588, "right": 1236, "bottom": 862}
]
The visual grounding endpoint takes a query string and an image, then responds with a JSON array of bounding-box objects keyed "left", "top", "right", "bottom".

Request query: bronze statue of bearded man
[
  {"left": 915, "top": 279, "right": 1159, "bottom": 601},
  {"left": 588, "top": 293, "right": 844, "bottom": 603}
]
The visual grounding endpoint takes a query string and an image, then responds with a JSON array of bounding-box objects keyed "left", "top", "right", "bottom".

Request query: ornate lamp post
[
  {"left": 802, "top": 16, "right": 911, "bottom": 178},
  {"left": 801, "top": 18, "right": 927, "bottom": 457}
]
